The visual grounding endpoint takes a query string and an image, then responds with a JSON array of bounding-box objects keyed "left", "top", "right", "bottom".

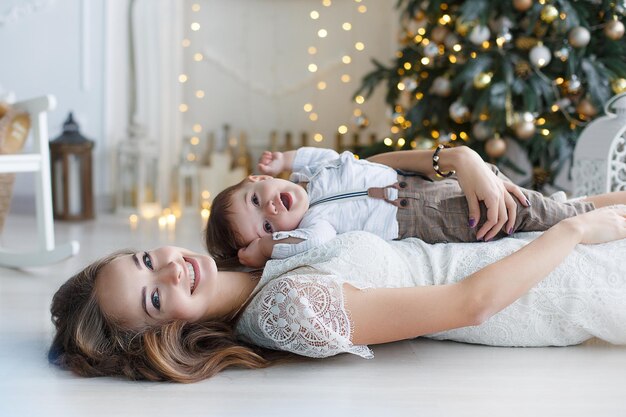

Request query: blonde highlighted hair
[{"left": 49, "top": 251, "right": 290, "bottom": 383}]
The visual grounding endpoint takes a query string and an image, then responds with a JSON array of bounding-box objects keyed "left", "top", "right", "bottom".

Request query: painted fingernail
[
  {"left": 468, "top": 218, "right": 476, "bottom": 228},
  {"left": 508, "top": 227, "right": 513, "bottom": 234},
  {"left": 525, "top": 198, "right": 531, "bottom": 206}
]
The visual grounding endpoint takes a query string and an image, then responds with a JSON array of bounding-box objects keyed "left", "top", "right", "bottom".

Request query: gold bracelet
[{"left": 432, "top": 144, "right": 455, "bottom": 178}]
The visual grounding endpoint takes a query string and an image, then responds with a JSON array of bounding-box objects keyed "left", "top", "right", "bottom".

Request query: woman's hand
[
  {"left": 561, "top": 206, "right": 626, "bottom": 244},
  {"left": 453, "top": 147, "right": 529, "bottom": 241},
  {"left": 258, "top": 151, "right": 285, "bottom": 176}
]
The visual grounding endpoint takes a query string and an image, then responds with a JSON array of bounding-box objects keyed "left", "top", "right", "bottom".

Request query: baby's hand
[
  {"left": 238, "top": 238, "right": 269, "bottom": 268},
  {"left": 257, "top": 151, "right": 285, "bottom": 176}
]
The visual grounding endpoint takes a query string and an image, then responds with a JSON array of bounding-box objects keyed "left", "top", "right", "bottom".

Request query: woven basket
[{"left": 0, "top": 103, "right": 31, "bottom": 233}]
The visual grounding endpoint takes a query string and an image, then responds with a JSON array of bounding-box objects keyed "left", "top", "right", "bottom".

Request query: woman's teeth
[{"left": 186, "top": 261, "right": 196, "bottom": 293}]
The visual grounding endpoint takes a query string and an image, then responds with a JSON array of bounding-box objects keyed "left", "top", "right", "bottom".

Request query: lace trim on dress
[{"left": 237, "top": 274, "right": 373, "bottom": 359}]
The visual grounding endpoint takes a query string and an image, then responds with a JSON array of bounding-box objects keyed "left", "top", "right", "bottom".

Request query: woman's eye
[
  {"left": 142, "top": 252, "right": 153, "bottom": 270},
  {"left": 251, "top": 194, "right": 259, "bottom": 206},
  {"left": 151, "top": 289, "right": 161, "bottom": 310},
  {"left": 263, "top": 220, "right": 273, "bottom": 234}
]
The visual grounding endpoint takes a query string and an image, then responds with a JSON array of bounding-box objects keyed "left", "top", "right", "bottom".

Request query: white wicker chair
[
  {"left": 0, "top": 95, "right": 79, "bottom": 268},
  {"left": 572, "top": 93, "right": 626, "bottom": 197}
]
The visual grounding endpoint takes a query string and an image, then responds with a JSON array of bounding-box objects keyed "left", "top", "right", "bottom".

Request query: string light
[
  {"left": 195, "top": 90, "right": 205, "bottom": 98},
  {"left": 191, "top": 3, "right": 200, "bottom": 12},
  {"left": 181, "top": 39, "right": 191, "bottom": 47},
  {"left": 192, "top": 124, "right": 202, "bottom": 133},
  {"left": 190, "top": 136, "right": 200, "bottom": 145},
  {"left": 305, "top": 1, "right": 365, "bottom": 145},
  {"left": 178, "top": 74, "right": 188, "bottom": 83},
  {"left": 190, "top": 22, "right": 200, "bottom": 31},
  {"left": 179, "top": 104, "right": 188, "bottom": 112},
  {"left": 193, "top": 53, "right": 203, "bottom": 62}
]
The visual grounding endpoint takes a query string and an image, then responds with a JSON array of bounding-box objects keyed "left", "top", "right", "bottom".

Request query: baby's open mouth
[{"left": 280, "top": 193, "right": 292, "bottom": 211}]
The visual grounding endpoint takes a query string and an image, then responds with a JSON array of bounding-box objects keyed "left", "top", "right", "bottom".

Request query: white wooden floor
[{"left": 2, "top": 212, "right": 626, "bottom": 417}]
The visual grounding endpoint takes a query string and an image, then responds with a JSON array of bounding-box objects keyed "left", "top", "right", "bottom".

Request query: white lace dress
[{"left": 235, "top": 231, "right": 626, "bottom": 359}]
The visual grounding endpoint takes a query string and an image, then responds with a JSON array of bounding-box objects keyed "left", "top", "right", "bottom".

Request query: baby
[{"left": 205, "top": 146, "right": 597, "bottom": 267}]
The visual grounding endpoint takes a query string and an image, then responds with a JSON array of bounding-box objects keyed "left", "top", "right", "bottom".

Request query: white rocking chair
[{"left": 0, "top": 95, "right": 79, "bottom": 268}]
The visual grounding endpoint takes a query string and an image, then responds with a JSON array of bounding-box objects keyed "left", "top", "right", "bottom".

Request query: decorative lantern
[
  {"left": 116, "top": 131, "right": 161, "bottom": 217},
  {"left": 49, "top": 113, "right": 94, "bottom": 220},
  {"left": 572, "top": 93, "right": 626, "bottom": 197}
]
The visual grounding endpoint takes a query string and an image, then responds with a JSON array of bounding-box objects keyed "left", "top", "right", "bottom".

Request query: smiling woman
[{"left": 49, "top": 207, "right": 626, "bottom": 383}]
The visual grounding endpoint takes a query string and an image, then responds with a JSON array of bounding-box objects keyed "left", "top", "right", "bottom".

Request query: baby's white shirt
[{"left": 271, "top": 147, "right": 399, "bottom": 259}]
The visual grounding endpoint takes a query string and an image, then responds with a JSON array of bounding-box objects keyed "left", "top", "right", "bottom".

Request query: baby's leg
[{"left": 581, "top": 191, "right": 626, "bottom": 208}]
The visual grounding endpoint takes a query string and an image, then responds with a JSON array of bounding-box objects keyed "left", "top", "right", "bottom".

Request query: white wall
[
  {"left": 180, "top": 0, "right": 397, "bottom": 153},
  {"left": 0, "top": 0, "right": 107, "bottom": 211}
]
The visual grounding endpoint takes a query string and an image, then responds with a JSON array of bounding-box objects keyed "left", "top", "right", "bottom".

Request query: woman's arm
[
  {"left": 345, "top": 207, "right": 626, "bottom": 345},
  {"left": 369, "top": 146, "right": 528, "bottom": 241}
]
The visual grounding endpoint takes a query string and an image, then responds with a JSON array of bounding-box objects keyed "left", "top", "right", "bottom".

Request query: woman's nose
[{"left": 158, "top": 261, "right": 181, "bottom": 286}]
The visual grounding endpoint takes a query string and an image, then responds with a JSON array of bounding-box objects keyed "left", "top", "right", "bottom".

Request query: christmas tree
[{"left": 356, "top": 0, "right": 626, "bottom": 191}]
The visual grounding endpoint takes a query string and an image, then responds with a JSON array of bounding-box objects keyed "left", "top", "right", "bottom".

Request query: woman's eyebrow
[
  {"left": 141, "top": 286, "right": 153, "bottom": 318},
  {"left": 132, "top": 253, "right": 141, "bottom": 270}
]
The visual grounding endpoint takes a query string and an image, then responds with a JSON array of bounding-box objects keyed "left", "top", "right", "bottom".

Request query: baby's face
[{"left": 229, "top": 175, "right": 309, "bottom": 245}]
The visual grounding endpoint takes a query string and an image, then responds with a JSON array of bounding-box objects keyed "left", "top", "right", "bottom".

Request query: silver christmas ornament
[
  {"left": 423, "top": 42, "right": 439, "bottom": 58},
  {"left": 449, "top": 100, "right": 470, "bottom": 123},
  {"left": 469, "top": 25, "right": 491, "bottom": 45},
  {"left": 472, "top": 122, "right": 494, "bottom": 141},
  {"left": 568, "top": 26, "right": 591, "bottom": 48},
  {"left": 529, "top": 44, "right": 552, "bottom": 68},
  {"left": 431, "top": 76, "right": 452, "bottom": 97}
]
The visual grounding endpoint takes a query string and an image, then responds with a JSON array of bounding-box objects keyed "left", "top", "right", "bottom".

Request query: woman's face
[{"left": 96, "top": 246, "right": 218, "bottom": 329}]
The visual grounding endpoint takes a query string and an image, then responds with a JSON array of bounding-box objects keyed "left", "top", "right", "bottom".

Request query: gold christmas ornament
[
  {"left": 473, "top": 72, "right": 493, "bottom": 89},
  {"left": 485, "top": 136, "right": 507, "bottom": 158},
  {"left": 514, "top": 121, "right": 536, "bottom": 139},
  {"left": 540, "top": 5, "right": 559, "bottom": 23},
  {"left": 605, "top": 19, "right": 625, "bottom": 41},
  {"left": 575, "top": 98, "right": 598, "bottom": 118},
  {"left": 513, "top": 112, "right": 536, "bottom": 140},
  {"left": 541, "top": 4, "right": 559, "bottom": 23},
  {"left": 513, "top": 0, "right": 533, "bottom": 12},
  {"left": 455, "top": 19, "right": 471, "bottom": 36},
  {"left": 611, "top": 78, "right": 626, "bottom": 94},
  {"left": 568, "top": 26, "right": 591, "bottom": 48}
]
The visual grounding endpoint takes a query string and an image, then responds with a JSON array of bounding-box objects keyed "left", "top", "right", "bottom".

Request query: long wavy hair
[{"left": 49, "top": 251, "right": 290, "bottom": 383}]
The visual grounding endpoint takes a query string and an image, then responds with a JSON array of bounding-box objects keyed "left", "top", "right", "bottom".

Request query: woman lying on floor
[{"left": 48, "top": 206, "right": 626, "bottom": 383}]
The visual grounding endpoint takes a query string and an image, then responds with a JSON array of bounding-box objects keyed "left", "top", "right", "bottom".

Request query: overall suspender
[{"left": 309, "top": 183, "right": 402, "bottom": 208}]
